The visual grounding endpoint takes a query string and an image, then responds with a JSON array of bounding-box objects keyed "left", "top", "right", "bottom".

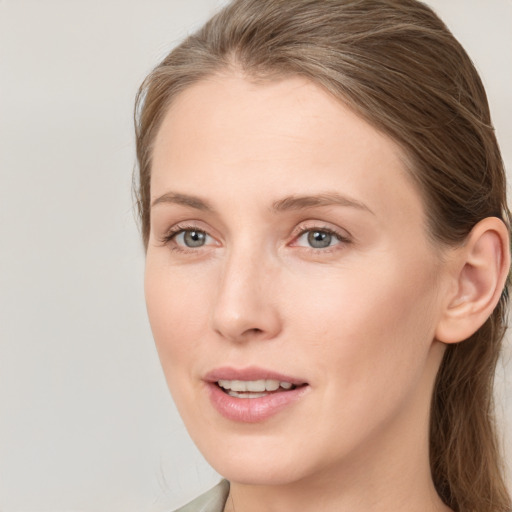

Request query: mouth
[
  {"left": 216, "top": 379, "right": 301, "bottom": 398},
  {"left": 204, "top": 368, "right": 309, "bottom": 422}
]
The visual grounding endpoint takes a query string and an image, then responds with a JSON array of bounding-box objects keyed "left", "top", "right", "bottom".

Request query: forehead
[
  {"left": 154, "top": 73, "right": 403, "bottom": 167},
  {"left": 151, "top": 73, "right": 424, "bottom": 227}
]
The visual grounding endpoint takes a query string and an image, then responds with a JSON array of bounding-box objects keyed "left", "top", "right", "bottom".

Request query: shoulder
[{"left": 172, "top": 480, "right": 230, "bottom": 512}]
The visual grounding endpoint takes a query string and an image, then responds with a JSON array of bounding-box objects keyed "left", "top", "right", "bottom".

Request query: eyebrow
[
  {"left": 151, "top": 191, "right": 373, "bottom": 215},
  {"left": 272, "top": 193, "right": 374, "bottom": 215},
  {"left": 151, "top": 192, "right": 213, "bottom": 211}
]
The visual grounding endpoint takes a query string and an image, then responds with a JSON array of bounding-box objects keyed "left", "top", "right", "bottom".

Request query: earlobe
[{"left": 435, "top": 217, "right": 510, "bottom": 344}]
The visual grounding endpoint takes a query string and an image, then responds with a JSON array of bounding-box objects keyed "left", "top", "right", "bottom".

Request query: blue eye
[{"left": 295, "top": 229, "right": 343, "bottom": 249}]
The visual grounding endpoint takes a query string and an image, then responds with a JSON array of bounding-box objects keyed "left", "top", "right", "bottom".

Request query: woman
[{"left": 134, "top": 1, "right": 511, "bottom": 511}]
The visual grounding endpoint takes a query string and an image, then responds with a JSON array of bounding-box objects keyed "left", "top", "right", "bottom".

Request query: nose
[{"left": 210, "top": 245, "right": 282, "bottom": 343}]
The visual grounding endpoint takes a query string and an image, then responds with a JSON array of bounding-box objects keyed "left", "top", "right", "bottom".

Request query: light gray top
[{"left": 173, "top": 480, "right": 230, "bottom": 512}]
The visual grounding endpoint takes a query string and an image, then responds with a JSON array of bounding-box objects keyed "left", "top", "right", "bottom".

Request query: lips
[{"left": 204, "top": 367, "right": 309, "bottom": 422}]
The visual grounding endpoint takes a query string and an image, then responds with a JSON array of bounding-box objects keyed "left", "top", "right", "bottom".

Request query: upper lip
[{"left": 204, "top": 366, "right": 308, "bottom": 385}]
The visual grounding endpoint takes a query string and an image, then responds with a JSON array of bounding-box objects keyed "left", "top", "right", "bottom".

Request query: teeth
[
  {"left": 217, "top": 379, "right": 294, "bottom": 392},
  {"left": 265, "top": 379, "right": 280, "bottom": 391}
]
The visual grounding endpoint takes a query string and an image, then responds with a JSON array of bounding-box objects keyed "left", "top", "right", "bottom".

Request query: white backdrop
[{"left": 0, "top": 1, "right": 510, "bottom": 511}]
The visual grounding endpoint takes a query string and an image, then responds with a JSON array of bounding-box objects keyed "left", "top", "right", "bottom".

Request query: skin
[{"left": 145, "top": 74, "right": 456, "bottom": 512}]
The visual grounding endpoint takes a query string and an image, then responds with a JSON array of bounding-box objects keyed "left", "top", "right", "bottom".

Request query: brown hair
[{"left": 134, "top": 1, "right": 511, "bottom": 510}]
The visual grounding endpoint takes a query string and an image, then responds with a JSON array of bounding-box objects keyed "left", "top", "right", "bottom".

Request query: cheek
[
  {"left": 289, "top": 256, "right": 436, "bottom": 341},
  {"left": 144, "top": 258, "right": 213, "bottom": 377},
  {"left": 288, "top": 258, "right": 440, "bottom": 396},
  {"left": 279, "top": 263, "right": 440, "bottom": 460}
]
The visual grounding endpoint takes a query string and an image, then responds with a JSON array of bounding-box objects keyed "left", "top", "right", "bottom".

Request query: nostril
[{"left": 245, "top": 327, "right": 263, "bottom": 336}]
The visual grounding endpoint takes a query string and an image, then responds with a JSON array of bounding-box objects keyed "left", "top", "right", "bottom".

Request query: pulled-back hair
[{"left": 134, "top": 1, "right": 511, "bottom": 510}]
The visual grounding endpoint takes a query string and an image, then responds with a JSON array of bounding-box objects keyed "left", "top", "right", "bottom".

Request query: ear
[{"left": 435, "top": 217, "right": 510, "bottom": 344}]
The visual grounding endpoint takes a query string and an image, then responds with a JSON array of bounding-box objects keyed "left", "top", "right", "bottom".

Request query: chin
[
  {"left": 188, "top": 426, "right": 331, "bottom": 487},
  {"left": 209, "top": 455, "right": 310, "bottom": 486}
]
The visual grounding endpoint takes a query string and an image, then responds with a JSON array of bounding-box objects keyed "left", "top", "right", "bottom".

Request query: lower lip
[{"left": 206, "top": 382, "right": 309, "bottom": 423}]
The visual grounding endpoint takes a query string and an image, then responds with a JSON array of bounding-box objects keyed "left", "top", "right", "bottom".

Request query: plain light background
[{"left": 0, "top": 1, "right": 510, "bottom": 510}]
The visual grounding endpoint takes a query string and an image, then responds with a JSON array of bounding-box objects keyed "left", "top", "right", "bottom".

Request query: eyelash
[
  {"left": 159, "top": 223, "right": 210, "bottom": 252},
  {"left": 159, "top": 223, "right": 351, "bottom": 253},
  {"left": 292, "top": 225, "right": 351, "bottom": 251}
]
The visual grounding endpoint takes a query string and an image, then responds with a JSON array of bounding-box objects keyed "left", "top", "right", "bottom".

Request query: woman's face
[{"left": 145, "top": 75, "right": 451, "bottom": 485}]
